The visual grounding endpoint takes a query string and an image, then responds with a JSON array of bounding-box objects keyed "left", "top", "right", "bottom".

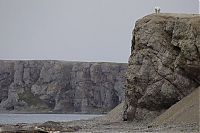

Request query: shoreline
[
  {"left": 0, "top": 117, "right": 199, "bottom": 133},
  {"left": 0, "top": 112, "right": 105, "bottom": 115}
]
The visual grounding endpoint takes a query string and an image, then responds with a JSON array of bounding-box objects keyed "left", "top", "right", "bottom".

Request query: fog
[{"left": 0, "top": 0, "right": 198, "bottom": 63}]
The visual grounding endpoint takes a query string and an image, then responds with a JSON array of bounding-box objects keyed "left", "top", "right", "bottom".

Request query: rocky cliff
[
  {"left": 124, "top": 14, "right": 200, "bottom": 121},
  {"left": 0, "top": 60, "right": 127, "bottom": 113}
]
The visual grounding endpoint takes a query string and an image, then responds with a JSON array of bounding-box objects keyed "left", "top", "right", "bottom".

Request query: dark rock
[
  {"left": 38, "top": 121, "right": 63, "bottom": 131},
  {"left": 62, "top": 126, "right": 81, "bottom": 132},
  {"left": 124, "top": 14, "right": 200, "bottom": 121},
  {"left": 0, "top": 60, "right": 127, "bottom": 113}
]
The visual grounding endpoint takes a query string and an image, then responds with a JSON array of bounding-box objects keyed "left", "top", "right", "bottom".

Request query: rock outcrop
[
  {"left": 124, "top": 14, "right": 200, "bottom": 121},
  {"left": 0, "top": 60, "right": 127, "bottom": 113}
]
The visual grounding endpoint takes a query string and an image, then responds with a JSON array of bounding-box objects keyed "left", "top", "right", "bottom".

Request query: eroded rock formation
[
  {"left": 124, "top": 14, "right": 200, "bottom": 121},
  {"left": 0, "top": 60, "right": 127, "bottom": 113}
]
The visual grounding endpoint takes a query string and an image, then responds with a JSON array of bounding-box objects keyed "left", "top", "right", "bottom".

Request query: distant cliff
[
  {"left": 124, "top": 14, "right": 200, "bottom": 121},
  {"left": 0, "top": 60, "right": 127, "bottom": 113}
]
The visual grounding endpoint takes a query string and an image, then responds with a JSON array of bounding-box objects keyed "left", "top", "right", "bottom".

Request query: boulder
[{"left": 124, "top": 13, "right": 200, "bottom": 121}]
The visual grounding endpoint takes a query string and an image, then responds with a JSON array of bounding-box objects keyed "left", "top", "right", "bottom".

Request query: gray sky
[{"left": 0, "top": 0, "right": 198, "bottom": 63}]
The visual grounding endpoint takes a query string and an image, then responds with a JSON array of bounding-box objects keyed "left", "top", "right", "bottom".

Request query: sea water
[{"left": 0, "top": 114, "right": 103, "bottom": 124}]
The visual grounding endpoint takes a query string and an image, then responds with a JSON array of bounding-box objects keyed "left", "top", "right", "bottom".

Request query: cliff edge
[{"left": 124, "top": 13, "right": 200, "bottom": 121}]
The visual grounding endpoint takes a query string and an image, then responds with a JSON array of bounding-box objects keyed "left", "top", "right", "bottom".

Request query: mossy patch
[{"left": 19, "top": 89, "right": 42, "bottom": 106}]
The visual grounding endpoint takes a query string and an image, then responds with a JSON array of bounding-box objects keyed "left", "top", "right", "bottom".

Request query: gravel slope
[{"left": 151, "top": 87, "right": 200, "bottom": 126}]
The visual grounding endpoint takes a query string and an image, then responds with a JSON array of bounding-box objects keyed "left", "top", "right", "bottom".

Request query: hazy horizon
[{"left": 0, "top": 0, "right": 198, "bottom": 63}]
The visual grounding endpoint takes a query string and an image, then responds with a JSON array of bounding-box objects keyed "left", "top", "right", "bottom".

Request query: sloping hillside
[{"left": 151, "top": 87, "right": 200, "bottom": 126}]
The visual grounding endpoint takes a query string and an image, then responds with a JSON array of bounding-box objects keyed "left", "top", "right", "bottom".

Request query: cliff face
[
  {"left": 0, "top": 60, "right": 127, "bottom": 113},
  {"left": 124, "top": 14, "right": 200, "bottom": 121}
]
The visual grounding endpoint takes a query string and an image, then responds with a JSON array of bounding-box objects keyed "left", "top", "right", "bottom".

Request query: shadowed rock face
[
  {"left": 0, "top": 60, "right": 127, "bottom": 113},
  {"left": 124, "top": 14, "right": 200, "bottom": 121}
]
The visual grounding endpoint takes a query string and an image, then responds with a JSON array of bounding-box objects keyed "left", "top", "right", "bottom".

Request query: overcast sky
[{"left": 0, "top": 0, "right": 198, "bottom": 63}]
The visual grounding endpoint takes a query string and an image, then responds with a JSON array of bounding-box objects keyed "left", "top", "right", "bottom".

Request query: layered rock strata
[{"left": 0, "top": 60, "right": 127, "bottom": 113}]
